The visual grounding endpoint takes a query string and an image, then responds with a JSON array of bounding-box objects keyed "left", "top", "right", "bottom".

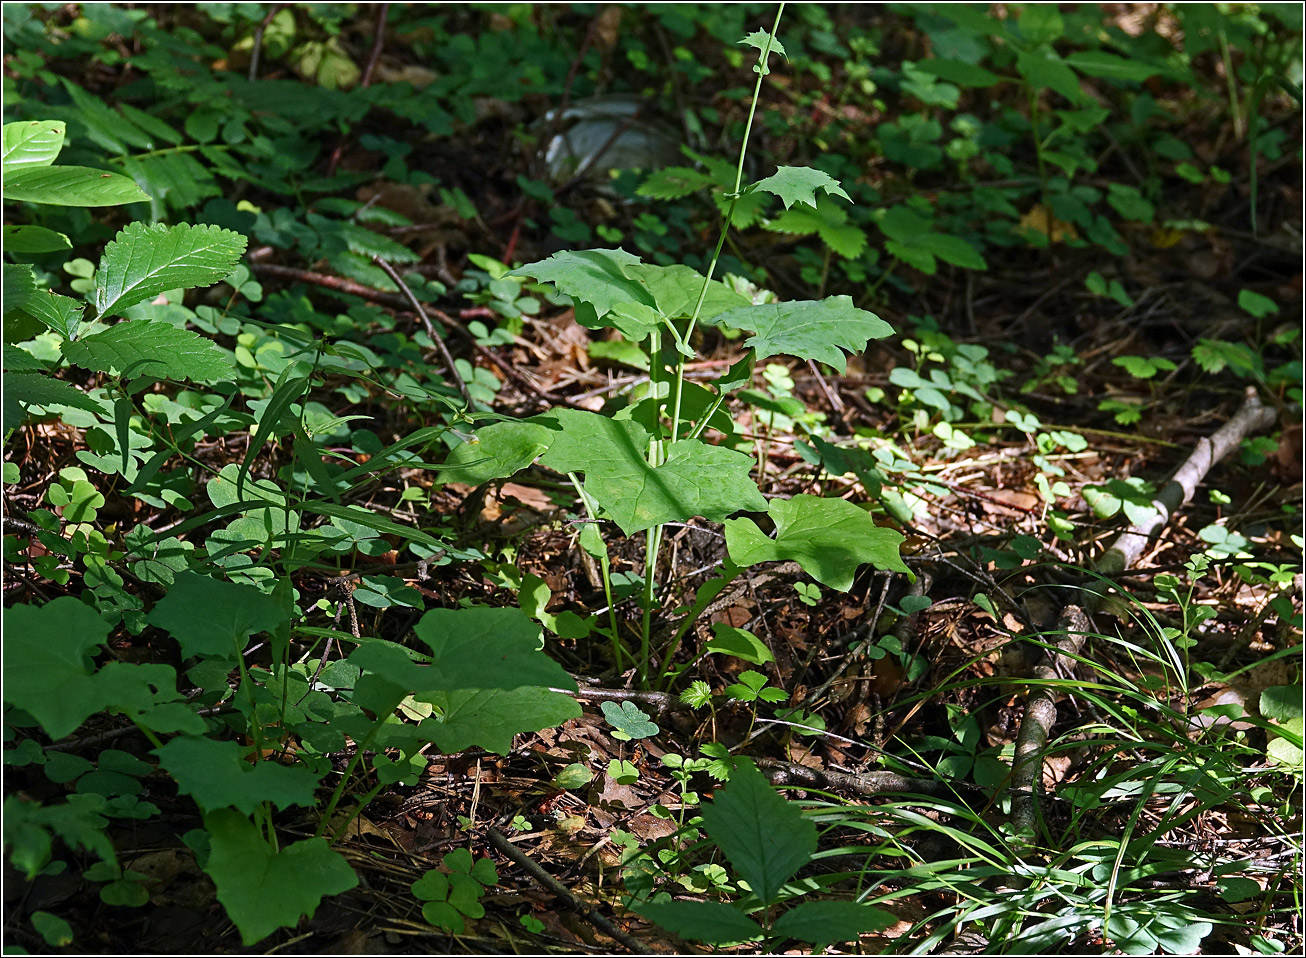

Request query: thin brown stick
[
  {"left": 371, "top": 257, "right": 474, "bottom": 406},
  {"left": 359, "top": 3, "right": 390, "bottom": 88},
  {"left": 485, "top": 826, "right": 650, "bottom": 953},
  {"left": 248, "top": 3, "right": 291, "bottom": 81}
]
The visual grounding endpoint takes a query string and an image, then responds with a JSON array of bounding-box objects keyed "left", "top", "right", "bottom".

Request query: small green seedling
[
  {"left": 602, "top": 701, "right": 660, "bottom": 741},
  {"left": 412, "top": 848, "right": 499, "bottom": 934}
]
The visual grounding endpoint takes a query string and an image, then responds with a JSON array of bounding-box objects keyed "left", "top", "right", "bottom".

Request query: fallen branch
[
  {"left": 757, "top": 756, "right": 982, "bottom": 801},
  {"left": 1008, "top": 604, "right": 1088, "bottom": 840},
  {"left": 1006, "top": 388, "right": 1278, "bottom": 856},
  {"left": 1097, "top": 386, "right": 1277, "bottom": 578},
  {"left": 486, "top": 826, "right": 650, "bottom": 953}
]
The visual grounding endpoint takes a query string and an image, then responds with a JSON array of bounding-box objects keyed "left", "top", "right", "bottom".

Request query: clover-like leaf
[
  {"left": 601, "top": 700, "right": 659, "bottom": 741},
  {"left": 752, "top": 166, "right": 850, "bottom": 210},
  {"left": 725, "top": 494, "right": 910, "bottom": 591},
  {"left": 203, "top": 809, "right": 358, "bottom": 946}
]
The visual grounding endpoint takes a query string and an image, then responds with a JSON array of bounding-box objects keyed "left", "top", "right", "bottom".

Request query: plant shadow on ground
[{"left": 2, "top": 3, "right": 1302, "bottom": 955}]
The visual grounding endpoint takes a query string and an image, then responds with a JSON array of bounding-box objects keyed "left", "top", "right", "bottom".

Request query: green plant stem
[
  {"left": 670, "top": 2, "right": 785, "bottom": 443},
  {"left": 315, "top": 723, "right": 383, "bottom": 839},
  {"left": 327, "top": 779, "right": 386, "bottom": 846},
  {"left": 568, "top": 472, "right": 625, "bottom": 672}
]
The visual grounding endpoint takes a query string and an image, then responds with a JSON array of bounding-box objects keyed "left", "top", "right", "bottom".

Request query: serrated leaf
[
  {"left": 3, "top": 263, "right": 36, "bottom": 317},
  {"left": 2, "top": 120, "right": 65, "bottom": 170},
  {"left": 725, "top": 494, "right": 909, "bottom": 591},
  {"left": 62, "top": 320, "right": 234, "bottom": 383},
  {"left": 636, "top": 900, "right": 762, "bottom": 943},
  {"left": 1015, "top": 47, "right": 1084, "bottom": 103},
  {"left": 511, "top": 248, "right": 654, "bottom": 319},
  {"left": 2, "top": 372, "right": 105, "bottom": 431},
  {"left": 712, "top": 297, "right": 893, "bottom": 373},
  {"left": 638, "top": 166, "right": 714, "bottom": 200},
  {"left": 155, "top": 737, "right": 321, "bottom": 814},
  {"left": 752, "top": 166, "right": 850, "bottom": 210},
  {"left": 538, "top": 409, "right": 766, "bottom": 535},
  {"left": 421, "top": 687, "right": 580, "bottom": 754},
  {"left": 771, "top": 900, "right": 896, "bottom": 945},
  {"left": 147, "top": 572, "right": 290, "bottom": 659},
  {"left": 203, "top": 809, "right": 358, "bottom": 946},
  {"left": 20, "top": 289, "right": 83, "bottom": 338},
  {"left": 1, "top": 166, "right": 149, "bottom": 206},
  {"left": 916, "top": 232, "right": 986, "bottom": 270},
  {"left": 92, "top": 222, "right": 246, "bottom": 319},
  {"left": 739, "top": 29, "right": 786, "bottom": 61},
  {"left": 699, "top": 758, "right": 815, "bottom": 905}
]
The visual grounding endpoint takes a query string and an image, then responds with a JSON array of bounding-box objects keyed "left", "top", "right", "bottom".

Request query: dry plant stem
[
  {"left": 756, "top": 756, "right": 980, "bottom": 801},
  {"left": 371, "top": 256, "right": 474, "bottom": 405},
  {"left": 1007, "top": 389, "right": 1277, "bottom": 861},
  {"left": 1096, "top": 386, "right": 1276, "bottom": 578},
  {"left": 485, "top": 827, "right": 650, "bottom": 954},
  {"left": 1009, "top": 604, "right": 1088, "bottom": 842}
]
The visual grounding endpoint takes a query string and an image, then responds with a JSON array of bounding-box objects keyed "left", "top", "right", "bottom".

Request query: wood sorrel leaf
[
  {"left": 203, "top": 809, "right": 358, "bottom": 945},
  {"left": 724, "top": 494, "right": 910, "bottom": 591},
  {"left": 699, "top": 758, "right": 816, "bottom": 906},
  {"left": 538, "top": 409, "right": 766, "bottom": 535},
  {"left": 713, "top": 297, "right": 893, "bottom": 373}
]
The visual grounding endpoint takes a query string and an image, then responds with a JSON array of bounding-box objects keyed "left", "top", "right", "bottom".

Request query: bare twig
[
  {"left": 485, "top": 827, "right": 651, "bottom": 953},
  {"left": 249, "top": 3, "right": 291, "bottom": 81},
  {"left": 1097, "top": 386, "right": 1277, "bottom": 577},
  {"left": 1008, "top": 604, "right": 1089, "bottom": 841},
  {"left": 359, "top": 2, "right": 390, "bottom": 88},
  {"left": 757, "top": 756, "right": 981, "bottom": 801},
  {"left": 371, "top": 257, "right": 474, "bottom": 406}
]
